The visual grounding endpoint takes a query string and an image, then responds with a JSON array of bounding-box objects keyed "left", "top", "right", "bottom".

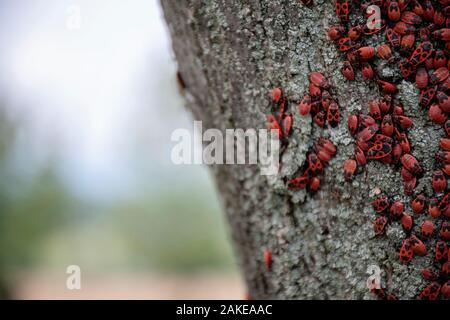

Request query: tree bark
[{"left": 161, "top": 0, "right": 439, "bottom": 299}]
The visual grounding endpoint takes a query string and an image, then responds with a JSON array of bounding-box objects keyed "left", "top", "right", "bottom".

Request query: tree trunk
[{"left": 161, "top": 0, "right": 439, "bottom": 299}]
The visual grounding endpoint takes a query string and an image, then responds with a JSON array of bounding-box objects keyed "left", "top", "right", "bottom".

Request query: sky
[{"left": 0, "top": 0, "right": 206, "bottom": 200}]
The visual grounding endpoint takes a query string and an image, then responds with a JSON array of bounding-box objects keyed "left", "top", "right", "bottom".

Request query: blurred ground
[{"left": 14, "top": 272, "right": 244, "bottom": 300}]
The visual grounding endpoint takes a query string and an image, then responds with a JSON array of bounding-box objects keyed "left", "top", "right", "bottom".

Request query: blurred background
[{"left": 0, "top": 0, "right": 243, "bottom": 299}]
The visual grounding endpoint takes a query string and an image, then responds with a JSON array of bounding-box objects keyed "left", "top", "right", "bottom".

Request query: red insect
[
  {"left": 369, "top": 101, "right": 381, "bottom": 120},
  {"left": 435, "top": 10, "right": 446, "bottom": 26},
  {"left": 425, "top": 56, "right": 434, "bottom": 70},
  {"left": 443, "top": 204, "right": 450, "bottom": 217},
  {"left": 309, "top": 83, "right": 321, "bottom": 98},
  {"left": 401, "top": 214, "right": 413, "bottom": 233},
  {"left": 433, "top": 28, "right": 450, "bottom": 41},
  {"left": 315, "top": 141, "right": 332, "bottom": 162},
  {"left": 401, "top": 154, "right": 423, "bottom": 175},
  {"left": 430, "top": 67, "right": 450, "bottom": 85},
  {"left": 421, "top": 220, "right": 434, "bottom": 239},
  {"left": 442, "top": 262, "right": 450, "bottom": 278},
  {"left": 337, "top": 37, "right": 358, "bottom": 52},
  {"left": 271, "top": 87, "right": 283, "bottom": 104},
  {"left": 446, "top": 41, "right": 450, "bottom": 55},
  {"left": 378, "top": 80, "right": 397, "bottom": 94},
  {"left": 428, "top": 197, "right": 441, "bottom": 218},
  {"left": 434, "top": 50, "right": 447, "bottom": 69},
  {"left": 264, "top": 249, "right": 272, "bottom": 270},
  {"left": 374, "top": 134, "right": 393, "bottom": 145},
  {"left": 314, "top": 111, "right": 325, "bottom": 127},
  {"left": 445, "top": 120, "right": 450, "bottom": 136},
  {"left": 379, "top": 95, "right": 392, "bottom": 114},
  {"left": 399, "top": 238, "right": 413, "bottom": 264},
  {"left": 299, "top": 95, "right": 312, "bottom": 115},
  {"left": 415, "top": 67, "right": 428, "bottom": 89},
  {"left": 355, "top": 145, "right": 366, "bottom": 166},
  {"left": 320, "top": 90, "right": 334, "bottom": 110},
  {"left": 348, "top": 26, "right": 362, "bottom": 41},
  {"left": 328, "top": 25, "right": 345, "bottom": 41},
  {"left": 390, "top": 200, "right": 404, "bottom": 219},
  {"left": 391, "top": 143, "right": 403, "bottom": 163},
  {"left": 423, "top": 1, "right": 435, "bottom": 22},
  {"left": 412, "top": 1, "right": 424, "bottom": 16},
  {"left": 435, "top": 241, "right": 448, "bottom": 262},
  {"left": 440, "top": 221, "right": 450, "bottom": 240},
  {"left": 347, "top": 114, "right": 358, "bottom": 135},
  {"left": 421, "top": 268, "right": 439, "bottom": 281},
  {"left": 282, "top": 114, "right": 293, "bottom": 137},
  {"left": 374, "top": 216, "right": 388, "bottom": 235},
  {"left": 401, "top": 11, "right": 422, "bottom": 25},
  {"left": 394, "top": 21, "right": 416, "bottom": 35},
  {"left": 404, "top": 176, "right": 416, "bottom": 195},
  {"left": 318, "top": 137, "right": 337, "bottom": 156},
  {"left": 440, "top": 75, "right": 450, "bottom": 91},
  {"left": 418, "top": 282, "right": 441, "bottom": 300},
  {"left": 357, "top": 124, "right": 379, "bottom": 142},
  {"left": 341, "top": 61, "right": 355, "bottom": 81},
  {"left": 409, "top": 41, "right": 434, "bottom": 66},
  {"left": 327, "top": 101, "right": 340, "bottom": 127},
  {"left": 359, "top": 114, "right": 376, "bottom": 127},
  {"left": 335, "top": 0, "right": 349, "bottom": 22},
  {"left": 309, "top": 176, "right": 321, "bottom": 192},
  {"left": 402, "top": 166, "right": 414, "bottom": 182},
  {"left": 443, "top": 163, "right": 450, "bottom": 175},
  {"left": 388, "top": 1, "right": 401, "bottom": 22},
  {"left": 394, "top": 115, "right": 413, "bottom": 129},
  {"left": 307, "top": 153, "right": 324, "bottom": 175},
  {"left": 309, "top": 72, "right": 330, "bottom": 89},
  {"left": 436, "top": 151, "right": 450, "bottom": 164},
  {"left": 373, "top": 196, "right": 390, "bottom": 213},
  {"left": 409, "top": 235, "right": 427, "bottom": 256},
  {"left": 439, "top": 192, "right": 450, "bottom": 211},
  {"left": 432, "top": 169, "right": 447, "bottom": 193},
  {"left": 377, "top": 44, "right": 394, "bottom": 63},
  {"left": 420, "top": 87, "right": 437, "bottom": 107},
  {"left": 424, "top": 20, "right": 437, "bottom": 38},
  {"left": 400, "top": 34, "right": 415, "bottom": 55},
  {"left": 355, "top": 46, "right": 375, "bottom": 61},
  {"left": 361, "top": 62, "right": 375, "bottom": 80},
  {"left": 412, "top": 194, "right": 426, "bottom": 214},
  {"left": 400, "top": 58, "right": 414, "bottom": 78},
  {"left": 316, "top": 148, "right": 331, "bottom": 163},
  {"left": 343, "top": 159, "right": 357, "bottom": 182},
  {"left": 398, "top": 133, "right": 411, "bottom": 153},
  {"left": 385, "top": 28, "right": 401, "bottom": 48},
  {"left": 442, "top": 281, "right": 450, "bottom": 299},
  {"left": 429, "top": 104, "right": 448, "bottom": 124},
  {"left": 439, "top": 138, "right": 450, "bottom": 152},
  {"left": 366, "top": 142, "right": 392, "bottom": 160},
  {"left": 436, "top": 91, "right": 450, "bottom": 112},
  {"left": 287, "top": 173, "right": 309, "bottom": 190},
  {"left": 267, "top": 115, "right": 283, "bottom": 139}
]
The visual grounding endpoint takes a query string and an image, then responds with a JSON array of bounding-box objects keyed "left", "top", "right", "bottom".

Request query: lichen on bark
[{"left": 161, "top": 0, "right": 441, "bottom": 299}]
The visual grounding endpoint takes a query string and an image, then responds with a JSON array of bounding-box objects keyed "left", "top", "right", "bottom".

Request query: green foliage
[
  {"left": 0, "top": 168, "right": 74, "bottom": 268},
  {"left": 108, "top": 186, "right": 236, "bottom": 272}
]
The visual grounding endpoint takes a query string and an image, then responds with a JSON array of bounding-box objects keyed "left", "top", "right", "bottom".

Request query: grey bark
[{"left": 161, "top": 0, "right": 440, "bottom": 299}]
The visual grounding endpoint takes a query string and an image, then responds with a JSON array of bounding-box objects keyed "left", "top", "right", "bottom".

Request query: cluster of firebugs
[{"left": 263, "top": 0, "right": 450, "bottom": 300}]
